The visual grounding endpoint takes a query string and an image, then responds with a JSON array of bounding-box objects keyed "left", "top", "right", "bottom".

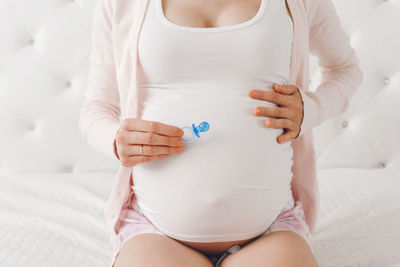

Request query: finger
[
  {"left": 273, "top": 83, "right": 298, "bottom": 95},
  {"left": 120, "top": 144, "right": 185, "bottom": 156},
  {"left": 277, "top": 130, "right": 297, "bottom": 144},
  {"left": 143, "top": 145, "right": 185, "bottom": 156},
  {"left": 122, "top": 118, "right": 184, "bottom": 137},
  {"left": 264, "top": 118, "right": 294, "bottom": 129},
  {"left": 253, "top": 106, "right": 292, "bottom": 119},
  {"left": 248, "top": 89, "right": 289, "bottom": 106},
  {"left": 124, "top": 131, "right": 185, "bottom": 147}
]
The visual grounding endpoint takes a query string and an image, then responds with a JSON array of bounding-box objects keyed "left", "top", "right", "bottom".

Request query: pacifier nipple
[{"left": 180, "top": 121, "right": 210, "bottom": 143}]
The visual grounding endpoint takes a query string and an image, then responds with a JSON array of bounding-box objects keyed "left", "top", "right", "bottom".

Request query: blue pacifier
[{"left": 180, "top": 121, "right": 210, "bottom": 143}]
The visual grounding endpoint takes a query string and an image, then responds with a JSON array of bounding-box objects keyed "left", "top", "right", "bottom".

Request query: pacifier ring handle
[
  {"left": 180, "top": 126, "right": 196, "bottom": 143},
  {"left": 180, "top": 121, "right": 210, "bottom": 143}
]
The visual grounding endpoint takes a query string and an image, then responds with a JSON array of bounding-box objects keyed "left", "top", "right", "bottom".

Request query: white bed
[{"left": 1, "top": 167, "right": 399, "bottom": 267}]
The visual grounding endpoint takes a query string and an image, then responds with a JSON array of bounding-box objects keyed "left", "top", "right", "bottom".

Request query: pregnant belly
[{"left": 132, "top": 86, "right": 294, "bottom": 243}]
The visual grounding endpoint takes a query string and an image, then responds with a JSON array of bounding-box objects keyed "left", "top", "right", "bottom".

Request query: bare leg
[
  {"left": 113, "top": 233, "right": 214, "bottom": 267},
  {"left": 220, "top": 230, "right": 318, "bottom": 267}
]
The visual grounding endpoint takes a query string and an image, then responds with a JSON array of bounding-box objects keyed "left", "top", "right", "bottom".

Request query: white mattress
[{"left": 0, "top": 168, "right": 399, "bottom": 267}]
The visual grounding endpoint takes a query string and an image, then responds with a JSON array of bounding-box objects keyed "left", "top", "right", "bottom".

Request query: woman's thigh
[
  {"left": 220, "top": 230, "right": 318, "bottom": 267},
  {"left": 113, "top": 233, "right": 214, "bottom": 267}
]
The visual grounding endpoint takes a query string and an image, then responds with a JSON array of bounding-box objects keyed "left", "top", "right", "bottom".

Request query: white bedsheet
[{"left": 0, "top": 168, "right": 399, "bottom": 267}]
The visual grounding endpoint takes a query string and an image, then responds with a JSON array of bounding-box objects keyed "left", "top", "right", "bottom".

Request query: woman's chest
[
  {"left": 160, "top": 0, "right": 263, "bottom": 28},
  {"left": 159, "top": 0, "right": 293, "bottom": 29},
  {"left": 137, "top": 0, "right": 294, "bottom": 87}
]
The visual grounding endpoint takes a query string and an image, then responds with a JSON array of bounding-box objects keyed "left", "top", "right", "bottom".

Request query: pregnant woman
[{"left": 79, "top": 0, "right": 363, "bottom": 266}]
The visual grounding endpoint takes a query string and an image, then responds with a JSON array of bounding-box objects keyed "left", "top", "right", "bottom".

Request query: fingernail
[{"left": 252, "top": 91, "right": 259, "bottom": 97}]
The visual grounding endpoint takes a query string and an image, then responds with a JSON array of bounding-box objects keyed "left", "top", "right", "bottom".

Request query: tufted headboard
[
  {"left": 311, "top": 0, "right": 400, "bottom": 171},
  {"left": 0, "top": 0, "right": 399, "bottom": 176}
]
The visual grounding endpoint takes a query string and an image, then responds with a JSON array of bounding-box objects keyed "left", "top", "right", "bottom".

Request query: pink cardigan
[{"left": 79, "top": 0, "right": 363, "bottom": 242}]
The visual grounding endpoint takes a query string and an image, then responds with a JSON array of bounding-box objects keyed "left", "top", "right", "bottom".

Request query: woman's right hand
[{"left": 114, "top": 118, "right": 185, "bottom": 167}]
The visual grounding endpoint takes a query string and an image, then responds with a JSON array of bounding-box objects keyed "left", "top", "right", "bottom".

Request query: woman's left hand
[{"left": 248, "top": 83, "right": 304, "bottom": 144}]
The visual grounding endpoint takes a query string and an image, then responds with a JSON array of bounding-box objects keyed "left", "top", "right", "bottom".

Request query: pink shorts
[{"left": 109, "top": 197, "right": 314, "bottom": 267}]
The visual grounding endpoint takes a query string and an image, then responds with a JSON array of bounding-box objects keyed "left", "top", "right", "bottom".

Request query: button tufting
[
  {"left": 65, "top": 166, "right": 74, "bottom": 173},
  {"left": 341, "top": 120, "right": 348, "bottom": 128},
  {"left": 29, "top": 123, "right": 35, "bottom": 130},
  {"left": 27, "top": 38, "right": 34, "bottom": 45},
  {"left": 65, "top": 80, "right": 72, "bottom": 88},
  {"left": 379, "top": 162, "right": 386, "bottom": 168},
  {"left": 383, "top": 77, "right": 390, "bottom": 85}
]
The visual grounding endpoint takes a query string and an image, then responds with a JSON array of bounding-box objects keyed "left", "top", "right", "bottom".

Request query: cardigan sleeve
[
  {"left": 295, "top": 0, "right": 364, "bottom": 137},
  {"left": 78, "top": 0, "right": 121, "bottom": 161}
]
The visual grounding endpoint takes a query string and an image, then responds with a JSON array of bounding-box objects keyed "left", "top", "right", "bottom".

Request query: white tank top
[{"left": 131, "top": 0, "right": 294, "bottom": 242}]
